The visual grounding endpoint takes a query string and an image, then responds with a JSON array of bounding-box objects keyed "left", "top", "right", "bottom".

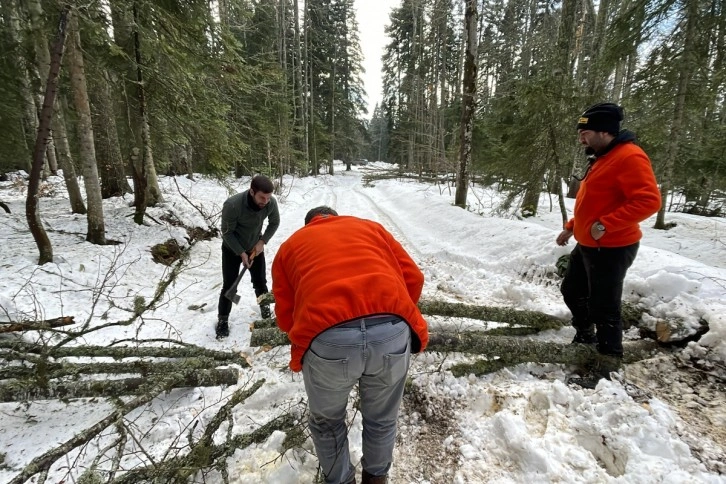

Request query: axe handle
[{"left": 223, "top": 248, "right": 256, "bottom": 303}]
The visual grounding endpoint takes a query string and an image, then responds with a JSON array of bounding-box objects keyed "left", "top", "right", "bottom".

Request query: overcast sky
[{"left": 355, "top": 0, "right": 398, "bottom": 117}]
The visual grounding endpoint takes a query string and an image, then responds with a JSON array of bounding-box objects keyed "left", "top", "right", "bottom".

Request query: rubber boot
[{"left": 259, "top": 304, "right": 271, "bottom": 319}]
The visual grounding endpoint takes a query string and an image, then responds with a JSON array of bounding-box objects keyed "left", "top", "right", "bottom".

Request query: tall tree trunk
[
  {"left": 586, "top": 0, "right": 611, "bottom": 97},
  {"left": 67, "top": 13, "right": 106, "bottom": 245},
  {"left": 111, "top": 0, "right": 162, "bottom": 214},
  {"left": 22, "top": 0, "right": 86, "bottom": 211},
  {"left": 454, "top": 0, "right": 478, "bottom": 208},
  {"left": 655, "top": 0, "right": 698, "bottom": 229},
  {"left": 7, "top": 0, "right": 36, "bottom": 172},
  {"left": 24, "top": 0, "right": 59, "bottom": 176},
  {"left": 91, "top": 69, "right": 132, "bottom": 198},
  {"left": 26, "top": 6, "right": 71, "bottom": 265},
  {"left": 307, "top": 0, "right": 318, "bottom": 176},
  {"left": 52, "top": 98, "right": 87, "bottom": 214},
  {"left": 133, "top": 4, "right": 163, "bottom": 207},
  {"left": 329, "top": 43, "right": 336, "bottom": 176},
  {"left": 550, "top": 0, "right": 579, "bottom": 215},
  {"left": 294, "top": 0, "right": 309, "bottom": 171}
]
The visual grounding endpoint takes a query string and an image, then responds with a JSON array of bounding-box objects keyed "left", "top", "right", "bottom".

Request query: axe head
[{"left": 225, "top": 291, "right": 241, "bottom": 304}]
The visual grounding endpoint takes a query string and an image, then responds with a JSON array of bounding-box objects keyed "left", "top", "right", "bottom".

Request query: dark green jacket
[{"left": 221, "top": 191, "right": 280, "bottom": 255}]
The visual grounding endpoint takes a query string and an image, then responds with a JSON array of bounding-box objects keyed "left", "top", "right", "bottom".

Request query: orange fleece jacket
[
  {"left": 565, "top": 141, "right": 661, "bottom": 247},
  {"left": 272, "top": 215, "right": 428, "bottom": 372}
]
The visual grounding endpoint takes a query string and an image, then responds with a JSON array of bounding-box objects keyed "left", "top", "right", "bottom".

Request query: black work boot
[
  {"left": 571, "top": 323, "right": 598, "bottom": 345},
  {"left": 362, "top": 469, "right": 387, "bottom": 484},
  {"left": 569, "top": 353, "right": 622, "bottom": 389},
  {"left": 215, "top": 316, "right": 229, "bottom": 339},
  {"left": 572, "top": 329, "right": 598, "bottom": 345},
  {"left": 259, "top": 304, "right": 271, "bottom": 319}
]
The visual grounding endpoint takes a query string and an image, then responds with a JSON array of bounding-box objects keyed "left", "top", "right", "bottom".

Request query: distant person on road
[
  {"left": 217, "top": 175, "right": 279, "bottom": 338},
  {"left": 272, "top": 206, "right": 429, "bottom": 484},
  {"left": 556, "top": 102, "right": 661, "bottom": 387}
]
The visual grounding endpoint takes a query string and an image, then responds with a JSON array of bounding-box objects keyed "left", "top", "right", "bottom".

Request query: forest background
[
  {"left": 1, "top": 0, "right": 726, "bottom": 481},
  {"left": 2, "top": 0, "right": 724, "bottom": 249}
]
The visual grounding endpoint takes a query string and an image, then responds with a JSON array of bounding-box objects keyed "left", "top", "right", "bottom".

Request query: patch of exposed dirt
[
  {"left": 622, "top": 354, "right": 726, "bottom": 474},
  {"left": 392, "top": 382, "right": 461, "bottom": 483}
]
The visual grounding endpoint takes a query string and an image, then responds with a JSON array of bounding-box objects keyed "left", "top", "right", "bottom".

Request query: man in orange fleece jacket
[
  {"left": 272, "top": 206, "right": 428, "bottom": 484},
  {"left": 556, "top": 102, "right": 661, "bottom": 387}
]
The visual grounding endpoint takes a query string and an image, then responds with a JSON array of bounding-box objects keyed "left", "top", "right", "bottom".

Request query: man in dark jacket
[
  {"left": 217, "top": 175, "right": 279, "bottom": 338},
  {"left": 556, "top": 102, "right": 661, "bottom": 387}
]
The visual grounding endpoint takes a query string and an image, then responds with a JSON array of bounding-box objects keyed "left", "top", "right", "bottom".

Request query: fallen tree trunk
[
  {"left": 429, "top": 333, "right": 660, "bottom": 377},
  {"left": 251, "top": 316, "right": 544, "bottom": 336},
  {"left": 0, "top": 316, "right": 75, "bottom": 333},
  {"left": 249, "top": 327, "right": 661, "bottom": 376},
  {"left": 0, "top": 368, "right": 239, "bottom": 402},
  {"left": 0, "top": 357, "right": 225, "bottom": 382},
  {"left": 254, "top": 296, "right": 648, "bottom": 330},
  {"left": 418, "top": 300, "right": 567, "bottom": 330},
  {"left": 250, "top": 327, "right": 289, "bottom": 347},
  {"left": 251, "top": 302, "right": 567, "bottom": 332},
  {"left": 0, "top": 341, "right": 248, "bottom": 364}
]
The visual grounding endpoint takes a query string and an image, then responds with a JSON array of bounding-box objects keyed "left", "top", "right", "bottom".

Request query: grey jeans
[{"left": 302, "top": 316, "right": 411, "bottom": 484}]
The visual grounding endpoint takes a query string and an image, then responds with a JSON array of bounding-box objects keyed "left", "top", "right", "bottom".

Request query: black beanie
[{"left": 576, "top": 102, "right": 624, "bottom": 134}]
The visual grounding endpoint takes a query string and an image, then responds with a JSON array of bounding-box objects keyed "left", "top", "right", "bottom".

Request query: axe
[{"left": 224, "top": 249, "right": 256, "bottom": 305}]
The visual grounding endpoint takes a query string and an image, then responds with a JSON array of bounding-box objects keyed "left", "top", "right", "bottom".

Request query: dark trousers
[
  {"left": 560, "top": 242, "right": 639, "bottom": 356},
  {"left": 217, "top": 244, "right": 268, "bottom": 319}
]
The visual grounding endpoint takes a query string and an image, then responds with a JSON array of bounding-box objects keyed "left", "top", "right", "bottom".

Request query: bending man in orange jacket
[
  {"left": 557, "top": 102, "right": 661, "bottom": 388},
  {"left": 272, "top": 206, "right": 428, "bottom": 484}
]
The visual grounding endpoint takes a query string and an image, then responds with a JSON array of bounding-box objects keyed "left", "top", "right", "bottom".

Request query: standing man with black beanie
[
  {"left": 217, "top": 175, "right": 280, "bottom": 338},
  {"left": 556, "top": 102, "right": 661, "bottom": 387}
]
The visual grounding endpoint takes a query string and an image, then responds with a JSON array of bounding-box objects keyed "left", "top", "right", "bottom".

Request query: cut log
[
  {"left": 0, "top": 341, "right": 248, "bottom": 365},
  {"left": 650, "top": 318, "right": 710, "bottom": 346},
  {"left": 0, "top": 368, "right": 239, "bottom": 402},
  {"left": 428, "top": 333, "right": 660, "bottom": 376},
  {"left": 257, "top": 292, "right": 276, "bottom": 305},
  {"left": 0, "top": 316, "right": 75, "bottom": 333},
  {"left": 250, "top": 298, "right": 568, "bottom": 331},
  {"left": 418, "top": 300, "right": 567, "bottom": 330},
  {"left": 250, "top": 327, "right": 289, "bottom": 347},
  {"left": 0, "top": 357, "right": 224, "bottom": 381},
  {"left": 249, "top": 327, "right": 661, "bottom": 376}
]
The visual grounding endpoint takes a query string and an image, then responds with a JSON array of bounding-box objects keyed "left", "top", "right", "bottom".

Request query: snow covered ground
[{"left": 1, "top": 162, "right": 725, "bottom": 483}]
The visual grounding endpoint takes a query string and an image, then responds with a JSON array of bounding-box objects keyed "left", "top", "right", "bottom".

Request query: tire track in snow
[
  {"left": 331, "top": 183, "right": 492, "bottom": 303},
  {"left": 332, "top": 182, "right": 422, "bottom": 261}
]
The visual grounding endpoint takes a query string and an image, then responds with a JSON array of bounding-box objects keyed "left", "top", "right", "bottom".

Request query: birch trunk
[{"left": 67, "top": 13, "right": 106, "bottom": 244}]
